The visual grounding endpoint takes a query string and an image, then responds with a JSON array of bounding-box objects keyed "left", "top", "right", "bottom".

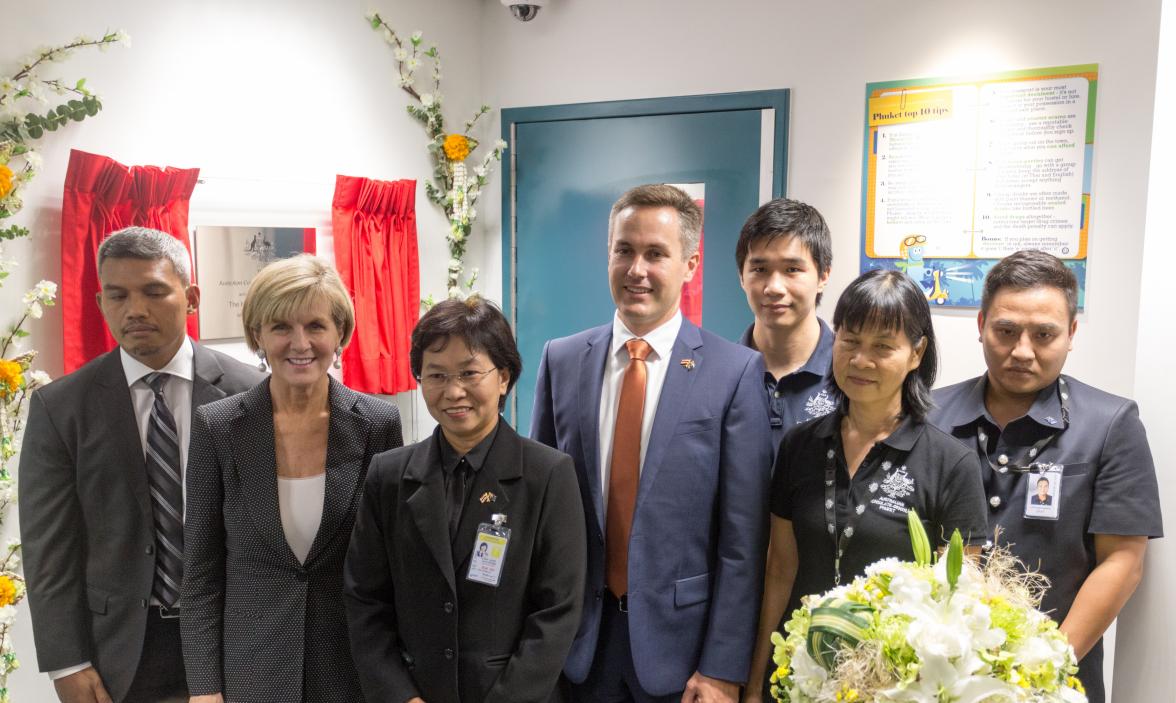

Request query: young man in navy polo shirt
[
  {"left": 736, "top": 198, "right": 837, "bottom": 454},
  {"left": 930, "top": 250, "right": 1163, "bottom": 703}
]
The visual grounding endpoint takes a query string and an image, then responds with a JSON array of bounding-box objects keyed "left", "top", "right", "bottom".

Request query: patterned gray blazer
[{"left": 181, "top": 376, "right": 402, "bottom": 703}]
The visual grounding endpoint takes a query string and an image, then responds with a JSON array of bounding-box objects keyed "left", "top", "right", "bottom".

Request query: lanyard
[
  {"left": 975, "top": 377, "right": 1071, "bottom": 475},
  {"left": 823, "top": 434, "right": 903, "bottom": 586}
]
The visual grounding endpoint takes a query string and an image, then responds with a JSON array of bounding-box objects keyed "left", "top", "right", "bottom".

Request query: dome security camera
[{"left": 501, "top": 0, "right": 547, "bottom": 22}]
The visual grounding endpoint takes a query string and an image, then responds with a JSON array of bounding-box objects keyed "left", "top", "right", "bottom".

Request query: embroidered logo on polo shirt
[
  {"left": 871, "top": 465, "right": 915, "bottom": 515},
  {"left": 881, "top": 466, "right": 915, "bottom": 499},
  {"left": 804, "top": 389, "right": 836, "bottom": 419}
]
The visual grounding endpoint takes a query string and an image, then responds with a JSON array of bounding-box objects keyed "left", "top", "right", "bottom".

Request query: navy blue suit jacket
[{"left": 531, "top": 318, "right": 773, "bottom": 694}]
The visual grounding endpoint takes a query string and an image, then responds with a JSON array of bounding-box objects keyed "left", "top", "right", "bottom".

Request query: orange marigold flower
[
  {"left": 0, "top": 164, "right": 14, "bottom": 199},
  {"left": 442, "top": 134, "right": 471, "bottom": 162},
  {"left": 0, "top": 358, "right": 22, "bottom": 397},
  {"left": 0, "top": 575, "right": 16, "bottom": 607}
]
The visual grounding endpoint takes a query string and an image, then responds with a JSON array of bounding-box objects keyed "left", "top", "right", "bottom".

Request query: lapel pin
[
  {"left": 680, "top": 359, "right": 695, "bottom": 371},
  {"left": 479, "top": 491, "right": 497, "bottom": 504}
]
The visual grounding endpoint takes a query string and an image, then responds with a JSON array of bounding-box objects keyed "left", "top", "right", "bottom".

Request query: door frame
[{"left": 499, "top": 89, "right": 790, "bottom": 421}]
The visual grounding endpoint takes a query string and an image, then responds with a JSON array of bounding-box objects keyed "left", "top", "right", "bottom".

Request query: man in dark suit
[
  {"left": 531, "top": 185, "right": 773, "bottom": 702},
  {"left": 19, "top": 227, "right": 264, "bottom": 703}
]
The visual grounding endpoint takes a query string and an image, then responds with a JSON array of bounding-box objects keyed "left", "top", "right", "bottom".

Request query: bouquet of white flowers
[{"left": 769, "top": 511, "right": 1086, "bottom": 703}]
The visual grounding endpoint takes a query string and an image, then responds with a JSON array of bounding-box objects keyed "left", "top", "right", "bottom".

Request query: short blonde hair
[{"left": 241, "top": 255, "right": 355, "bottom": 352}]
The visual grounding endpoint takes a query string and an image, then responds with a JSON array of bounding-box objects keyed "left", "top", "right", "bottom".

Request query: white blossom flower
[
  {"left": 789, "top": 648, "right": 827, "bottom": 697},
  {"left": 0, "top": 606, "right": 15, "bottom": 627},
  {"left": 398, "top": 76, "right": 415, "bottom": 89},
  {"left": 28, "top": 370, "right": 51, "bottom": 387},
  {"left": 392, "top": 46, "right": 408, "bottom": 61},
  {"left": 33, "top": 279, "right": 57, "bottom": 302},
  {"left": 114, "top": 30, "right": 132, "bottom": 47},
  {"left": 405, "top": 57, "right": 421, "bottom": 71},
  {"left": 24, "top": 150, "right": 43, "bottom": 171},
  {"left": 494, "top": 138, "right": 508, "bottom": 151},
  {"left": 419, "top": 93, "right": 435, "bottom": 107},
  {"left": 447, "top": 258, "right": 462, "bottom": 271},
  {"left": 473, "top": 165, "right": 487, "bottom": 178},
  {"left": 25, "top": 301, "right": 42, "bottom": 319},
  {"left": 0, "top": 78, "right": 16, "bottom": 95}
]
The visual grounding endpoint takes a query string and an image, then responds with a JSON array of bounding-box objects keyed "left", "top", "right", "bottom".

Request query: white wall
[
  {"left": 3, "top": 0, "right": 485, "bottom": 697},
  {"left": 479, "top": 0, "right": 1161, "bottom": 397},
  {"left": 1113, "top": 0, "right": 1176, "bottom": 700}
]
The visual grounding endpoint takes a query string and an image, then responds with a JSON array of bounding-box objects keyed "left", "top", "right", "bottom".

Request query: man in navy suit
[{"left": 532, "top": 184, "right": 773, "bottom": 702}]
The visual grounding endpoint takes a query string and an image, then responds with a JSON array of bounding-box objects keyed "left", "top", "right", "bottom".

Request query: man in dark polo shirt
[
  {"left": 930, "top": 250, "right": 1162, "bottom": 703},
  {"left": 735, "top": 198, "right": 837, "bottom": 453}
]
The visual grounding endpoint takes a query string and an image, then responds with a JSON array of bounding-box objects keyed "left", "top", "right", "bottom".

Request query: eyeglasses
[{"left": 417, "top": 368, "right": 498, "bottom": 389}]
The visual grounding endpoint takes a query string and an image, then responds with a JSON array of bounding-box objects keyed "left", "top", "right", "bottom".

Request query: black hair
[
  {"left": 981, "top": 250, "right": 1079, "bottom": 320},
  {"left": 735, "top": 198, "right": 833, "bottom": 304},
  {"left": 410, "top": 296, "right": 522, "bottom": 410},
  {"left": 832, "top": 269, "right": 938, "bottom": 421}
]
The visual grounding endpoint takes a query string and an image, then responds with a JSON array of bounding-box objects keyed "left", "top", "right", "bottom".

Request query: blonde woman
[{"left": 182, "top": 255, "right": 402, "bottom": 703}]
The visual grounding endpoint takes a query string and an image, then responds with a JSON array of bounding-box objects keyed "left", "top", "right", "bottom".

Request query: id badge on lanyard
[
  {"left": 467, "top": 513, "right": 511, "bottom": 587},
  {"left": 1023, "top": 465, "right": 1063, "bottom": 521}
]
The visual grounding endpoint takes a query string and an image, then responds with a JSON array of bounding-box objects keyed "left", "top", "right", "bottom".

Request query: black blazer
[
  {"left": 344, "top": 421, "right": 586, "bottom": 703},
  {"left": 18, "top": 344, "right": 263, "bottom": 702},
  {"left": 181, "top": 376, "right": 402, "bottom": 703}
]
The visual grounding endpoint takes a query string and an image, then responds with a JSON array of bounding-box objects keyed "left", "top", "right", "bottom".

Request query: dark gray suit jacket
[
  {"left": 344, "top": 421, "right": 586, "bottom": 703},
  {"left": 182, "top": 376, "right": 402, "bottom": 703},
  {"left": 18, "top": 343, "right": 263, "bottom": 702}
]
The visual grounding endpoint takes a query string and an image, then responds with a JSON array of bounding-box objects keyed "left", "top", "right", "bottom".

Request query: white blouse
[{"left": 277, "top": 473, "right": 326, "bottom": 564}]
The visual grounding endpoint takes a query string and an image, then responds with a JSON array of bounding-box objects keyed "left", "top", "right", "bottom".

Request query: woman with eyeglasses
[
  {"left": 182, "top": 255, "right": 403, "bottom": 703},
  {"left": 343, "top": 296, "right": 586, "bottom": 703},
  {"left": 744, "top": 269, "right": 988, "bottom": 701}
]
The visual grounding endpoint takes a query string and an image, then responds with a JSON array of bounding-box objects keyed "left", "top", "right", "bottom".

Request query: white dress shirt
[
  {"left": 597, "top": 311, "right": 682, "bottom": 513},
  {"left": 50, "top": 340, "right": 196, "bottom": 681},
  {"left": 278, "top": 474, "right": 326, "bottom": 564},
  {"left": 121, "top": 339, "right": 195, "bottom": 506}
]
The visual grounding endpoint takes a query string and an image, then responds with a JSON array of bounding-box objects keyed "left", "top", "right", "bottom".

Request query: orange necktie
[{"left": 606, "top": 338, "right": 652, "bottom": 597}]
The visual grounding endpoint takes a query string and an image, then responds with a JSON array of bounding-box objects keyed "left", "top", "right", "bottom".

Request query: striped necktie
[{"left": 144, "top": 372, "right": 184, "bottom": 607}]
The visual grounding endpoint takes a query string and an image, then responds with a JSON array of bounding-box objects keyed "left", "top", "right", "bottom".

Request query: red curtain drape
[
  {"left": 679, "top": 198, "right": 704, "bottom": 326},
  {"left": 61, "top": 149, "right": 200, "bottom": 373},
  {"left": 332, "top": 175, "right": 419, "bottom": 395}
]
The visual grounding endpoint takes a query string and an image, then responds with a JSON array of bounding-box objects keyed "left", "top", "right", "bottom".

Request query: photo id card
[
  {"left": 467, "top": 523, "right": 511, "bottom": 587},
  {"left": 1023, "top": 465, "right": 1062, "bottom": 521}
]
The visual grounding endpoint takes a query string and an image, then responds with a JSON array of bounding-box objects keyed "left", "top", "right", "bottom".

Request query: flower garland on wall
[
  {"left": 0, "top": 30, "right": 126, "bottom": 700},
  {"left": 366, "top": 11, "right": 506, "bottom": 301}
]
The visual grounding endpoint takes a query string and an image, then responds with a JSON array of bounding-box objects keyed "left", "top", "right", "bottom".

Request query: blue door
[{"left": 502, "top": 91, "right": 790, "bottom": 429}]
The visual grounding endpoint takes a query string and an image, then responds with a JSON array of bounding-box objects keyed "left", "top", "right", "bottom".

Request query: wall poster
[
  {"left": 860, "top": 64, "right": 1097, "bottom": 307},
  {"left": 193, "top": 226, "right": 316, "bottom": 339}
]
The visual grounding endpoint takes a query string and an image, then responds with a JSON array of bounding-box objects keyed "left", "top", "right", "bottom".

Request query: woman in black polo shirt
[{"left": 745, "top": 269, "right": 987, "bottom": 701}]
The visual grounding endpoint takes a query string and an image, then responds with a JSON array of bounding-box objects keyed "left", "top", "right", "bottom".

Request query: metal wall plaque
[{"left": 193, "top": 226, "right": 314, "bottom": 340}]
